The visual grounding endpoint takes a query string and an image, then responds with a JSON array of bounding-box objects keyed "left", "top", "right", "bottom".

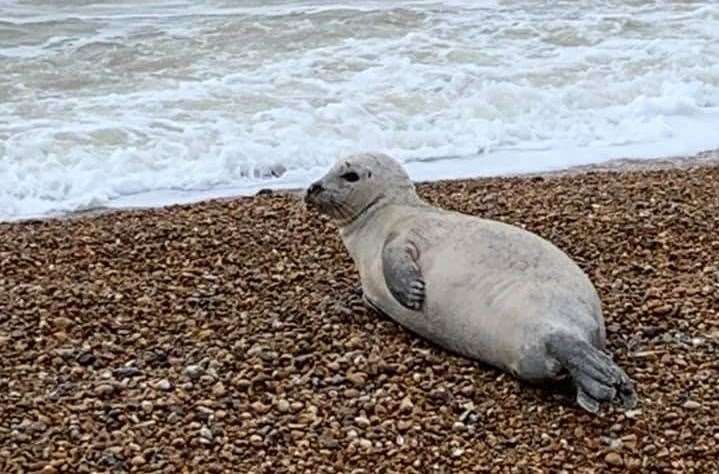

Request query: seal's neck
[{"left": 338, "top": 187, "right": 426, "bottom": 238}]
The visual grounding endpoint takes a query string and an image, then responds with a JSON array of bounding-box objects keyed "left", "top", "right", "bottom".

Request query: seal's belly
[
  {"left": 358, "top": 212, "right": 602, "bottom": 376},
  {"left": 362, "top": 254, "right": 536, "bottom": 373},
  {"left": 415, "top": 226, "right": 602, "bottom": 372},
  {"left": 422, "top": 271, "right": 543, "bottom": 372}
]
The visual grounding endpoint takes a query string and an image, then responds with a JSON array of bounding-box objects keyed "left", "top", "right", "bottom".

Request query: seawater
[{"left": 1, "top": 0, "right": 718, "bottom": 220}]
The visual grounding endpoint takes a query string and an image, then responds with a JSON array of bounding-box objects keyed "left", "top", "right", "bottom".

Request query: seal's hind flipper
[
  {"left": 382, "top": 233, "right": 425, "bottom": 311},
  {"left": 546, "top": 333, "right": 637, "bottom": 413}
]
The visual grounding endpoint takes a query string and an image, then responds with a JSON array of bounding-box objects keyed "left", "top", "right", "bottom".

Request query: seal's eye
[{"left": 340, "top": 171, "right": 360, "bottom": 183}]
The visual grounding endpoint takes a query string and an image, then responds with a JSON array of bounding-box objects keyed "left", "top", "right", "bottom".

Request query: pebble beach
[{"left": 1, "top": 161, "right": 718, "bottom": 472}]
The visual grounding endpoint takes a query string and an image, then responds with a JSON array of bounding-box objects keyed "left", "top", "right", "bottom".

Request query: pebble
[
  {"left": 211, "top": 382, "right": 226, "bottom": 397},
  {"left": 77, "top": 352, "right": 96, "bottom": 366},
  {"left": 604, "top": 452, "right": 624, "bottom": 466},
  {"left": 131, "top": 455, "right": 145, "bottom": 467},
  {"left": 184, "top": 365, "right": 203, "bottom": 380},
  {"left": 94, "top": 384, "right": 115, "bottom": 397},
  {"left": 358, "top": 439, "right": 372, "bottom": 449},
  {"left": 154, "top": 379, "right": 172, "bottom": 391},
  {"left": 399, "top": 396, "right": 414, "bottom": 414},
  {"left": 346, "top": 372, "right": 367, "bottom": 387},
  {"left": 276, "top": 399, "right": 291, "bottom": 413},
  {"left": 682, "top": 400, "right": 701, "bottom": 410},
  {"left": 354, "top": 416, "right": 370, "bottom": 428},
  {"left": 251, "top": 402, "right": 271, "bottom": 414},
  {"left": 397, "top": 420, "right": 412, "bottom": 432},
  {"left": 199, "top": 427, "right": 213, "bottom": 440},
  {"left": 113, "top": 367, "right": 142, "bottom": 378},
  {"left": 452, "top": 421, "right": 467, "bottom": 433},
  {"left": 141, "top": 401, "right": 153, "bottom": 413},
  {"left": 54, "top": 317, "right": 72, "bottom": 329}
]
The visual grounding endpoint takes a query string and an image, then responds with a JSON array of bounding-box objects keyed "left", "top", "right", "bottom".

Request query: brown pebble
[
  {"left": 211, "top": 382, "right": 226, "bottom": 397},
  {"left": 346, "top": 372, "right": 367, "bottom": 387},
  {"left": 94, "top": 384, "right": 115, "bottom": 397},
  {"left": 251, "top": 401, "right": 271, "bottom": 414},
  {"left": 358, "top": 439, "right": 372, "bottom": 449},
  {"left": 354, "top": 416, "right": 370, "bottom": 428},
  {"left": 605, "top": 452, "right": 624, "bottom": 466},
  {"left": 154, "top": 379, "right": 172, "bottom": 391},
  {"left": 399, "top": 396, "right": 414, "bottom": 414},
  {"left": 397, "top": 420, "right": 412, "bottom": 432},
  {"left": 276, "top": 399, "right": 291, "bottom": 413}
]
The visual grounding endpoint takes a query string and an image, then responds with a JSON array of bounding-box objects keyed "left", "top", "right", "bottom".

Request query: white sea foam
[{"left": 1, "top": 0, "right": 719, "bottom": 220}]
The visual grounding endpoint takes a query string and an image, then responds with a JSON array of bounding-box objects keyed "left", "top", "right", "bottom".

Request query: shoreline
[{"left": 6, "top": 148, "right": 719, "bottom": 225}]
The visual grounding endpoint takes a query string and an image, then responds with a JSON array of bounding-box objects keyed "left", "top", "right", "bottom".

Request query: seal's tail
[{"left": 546, "top": 333, "right": 637, "bottom": 413}]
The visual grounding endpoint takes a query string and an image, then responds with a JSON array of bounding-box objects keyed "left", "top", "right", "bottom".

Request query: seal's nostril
[{"left": 308, "top": 182, "right": 323, "bottom": 196}]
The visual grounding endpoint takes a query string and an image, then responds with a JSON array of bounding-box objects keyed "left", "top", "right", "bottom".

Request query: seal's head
[{"left": 305, "top": 153, "right": 420, "bottom": 226}]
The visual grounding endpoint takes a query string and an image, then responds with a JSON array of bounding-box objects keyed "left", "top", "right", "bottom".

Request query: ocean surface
[{"left": 1, "top": 0, "right": 718, "bottom": 221}]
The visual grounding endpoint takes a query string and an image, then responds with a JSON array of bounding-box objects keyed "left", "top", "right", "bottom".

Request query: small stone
[
  {"left": 130, "top": 455, "right": 145, "bottom": 466},
  {"left": 54, "top": 317, "right": 72, "bottom": 329},
  {"left": 140, "top": 401, "right": 153, "bottom": 413},
  {"left": 249, "top": 434, "right": 263, "bottom": 446},
  {"left": 95, "top": 384, "right": 115, "bottom": 397},
  {"left": 605, "top": 452, "right": 624, "bottom": 466},
  {"left": 358, "top": 438, "right": 372, "bottom": 449},
  {"left": 682, "top": 400, "right": 701, "bottom": 410},
  {"left": 199, "top": 426, "right": 213, "bottom": 440},
  {"left": 343, "top": 388, "right": 360, "bottom": 398},
  {"left": 399, "top": 396, "right": 414, "bottom": 414},
  {"left": 346, "top": 372, "right": 367, "bottom": 387},
  {"left": 40, "top": 465, "right": 57, "bottom": 474},
  {"left": 154, "top": 379, "right": 172, "bottom": 391},
  {"left": 276, "top": 399, "right": 291, "bottom": 413},
  {"left": 211, "top": 382, "right": 226, "bottom": 397},
  {"left": 251, "top": 401, "right": 271, "bottom": 414},
  {"left": 113, "top": 367, "right": 142, "bottom": 378},
  {"left": 452, "top": 421, "right": 467, "bottom": 433},
  {"left": 77, "top": 351, "right": 96, "bottom": 366},
  {"left": 397, "top": 420, "right": 412, "bottom": 432},
  {"left": 184, "top": 365, "right": 203, "bottom": 380},
  {"left": 319, "top": 435, "right": 339, "bottom": 449},
  {"left": 354, "top": 415, "right": 370, "bottom": 428}
]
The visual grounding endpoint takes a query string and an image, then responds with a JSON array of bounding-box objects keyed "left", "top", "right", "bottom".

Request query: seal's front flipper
[
  {"left": 382, "top": 233, "right": 425, "bottom": 311},
  {"left": 546, "top": 333, "right": 637, "bottom": 414}
]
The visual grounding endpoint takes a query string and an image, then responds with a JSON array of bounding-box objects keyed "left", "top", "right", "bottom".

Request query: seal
[{"left": 305, "top": 152, "right": 637, "bottom": 413}]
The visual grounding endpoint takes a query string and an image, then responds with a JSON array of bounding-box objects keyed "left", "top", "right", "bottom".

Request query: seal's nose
[
  {"left": 307, "top": 182, "right": 323, "bottom": 196},
  {"left": 305, "top": 181, "right": 324, "bottom": 204}
]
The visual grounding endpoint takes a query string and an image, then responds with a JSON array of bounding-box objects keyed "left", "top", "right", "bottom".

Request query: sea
[{"left": 1, "top": 0, "right": 718, "bottom": 221}]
